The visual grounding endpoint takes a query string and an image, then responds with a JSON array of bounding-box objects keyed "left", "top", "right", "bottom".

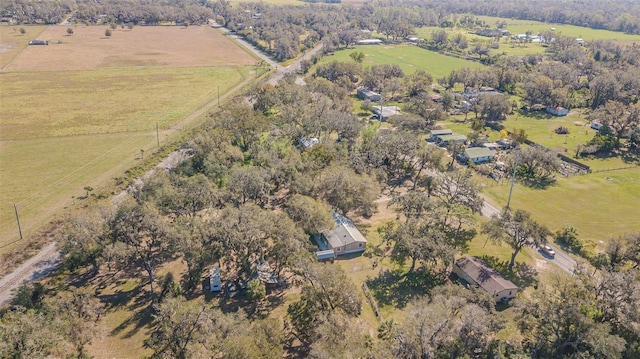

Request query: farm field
[
  {"left": 0, "top": 25, "right": 257, "bottom": 251},
  {"left": 0, "top": 25, "right": 48, "bottom": 68},
  {"left": 325, "top": 44, "right": 483, "bottom": 78}
]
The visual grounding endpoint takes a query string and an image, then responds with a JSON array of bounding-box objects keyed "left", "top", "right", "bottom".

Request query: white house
[
  {"left": 460, "top": 147, "right": 495, "bottom": 164},
  {"left": 357, "top": 39, "right": 383, "bottom": 45}
]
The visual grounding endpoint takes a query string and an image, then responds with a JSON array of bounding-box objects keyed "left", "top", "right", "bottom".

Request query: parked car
[{"left": 541, "top": 245, "right": 556, "bottom": 257}]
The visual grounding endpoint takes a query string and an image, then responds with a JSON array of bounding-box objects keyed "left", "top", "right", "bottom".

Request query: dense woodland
[{"left": 2, "top": 0, "right": 640, "bottom": 358}]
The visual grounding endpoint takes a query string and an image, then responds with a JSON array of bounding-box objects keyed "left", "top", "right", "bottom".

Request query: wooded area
[{"left": 1, "top": 0, "right": 639, "bottom": 358}]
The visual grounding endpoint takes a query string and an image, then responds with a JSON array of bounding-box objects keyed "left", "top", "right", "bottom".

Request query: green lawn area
[
  {"left": 0, "top": 66, "right": 252, "bottom": 250},
  {"left": 475, "top": 15, "right": 640, "bottom": 43},
  {"left": 441, "top": 110, "right": 640, "bottom": 248},
  {"left": 483, "top": 168, "right": 640, "bottom": 247},
  {"left": 325, "top": 44, "right": 484, "bottom": 78}
]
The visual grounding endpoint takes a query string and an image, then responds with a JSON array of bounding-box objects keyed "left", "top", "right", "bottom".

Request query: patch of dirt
[
  {"left": 4, "top": 25, "right": 255, "bottom": 72},
  {"left": 534, "top": 259, "right": 548, "bottom": 271}
]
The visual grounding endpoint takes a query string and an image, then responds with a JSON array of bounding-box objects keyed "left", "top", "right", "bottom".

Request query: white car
[{"left": 541, "top": 245, "right": 556, "bottom": 257}]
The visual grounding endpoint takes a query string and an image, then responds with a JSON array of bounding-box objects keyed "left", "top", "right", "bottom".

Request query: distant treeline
[
  {"left": 3, "top": 0, "right": 640, "bottom": 35},
  {"left": 422, "top": 0, "right": 640, "bottom": 35}
]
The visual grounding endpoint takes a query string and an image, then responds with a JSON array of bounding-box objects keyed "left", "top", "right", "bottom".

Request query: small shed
[
  {"left": 461, "top": 147, "right": 495, "bottom": 164},
  {"left": 28, "top": 40, "right": 49, "bottom": 45},
  {"left": 357, "top": 88, "right": 381, "bottom": 102},
  {"left": 316, "top": 249, "right": 336, "bottom": 263},
  {"left": 429, "top": 129, "right": 453, "bottom": 141},
  {"left": 546, "top": 106, "right": 569, "bottom": 116},
  {"left": 210, "top": 267, "right": 222, "bottom": 292},
  {"left": 437, "top": 134, "right": 467, "bottom": 146}
]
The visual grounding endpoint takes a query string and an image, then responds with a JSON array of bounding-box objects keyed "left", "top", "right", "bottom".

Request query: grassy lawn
[
  {"left": 442, "top": 112, "right": 639, "bottom": 247},
  {"left": 483, "top": 168, "right": 640, "bottom": 247},
  {"left": 0, "top": 66, "right": 252, "bottom": 250},
  {"left": 324, "top": 44, "right": 484, "bottom": 78}
]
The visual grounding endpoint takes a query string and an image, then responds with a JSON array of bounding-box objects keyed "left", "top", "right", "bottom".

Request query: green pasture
[
  {"left": 475, "top": 15, "right": 640, "bottom": 43},
  {"left": 0, "top": 25, "right": 48, "bottom": 68},
  {"left": 1, "top": 66, "right": 249, "bottom": 140},
  {"left": 325, "top": 44, "right": 483, "bottom": 79},
  {"left": 0, "top": 66, "right": 251, "bottom": 250},
  {"left": 442, "top": 110, "right": 640, "bottom": 247},
  {"left": 483, "top": 168, "right": 640, "bottom": 247}
]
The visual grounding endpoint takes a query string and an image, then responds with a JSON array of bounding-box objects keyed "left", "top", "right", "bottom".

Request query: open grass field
[
  {"left": 0, "top": 25, "right": 257, "bottom": 251},
  {"left": 475, "top": 15, "right": 640, "bottom": 44},
  {"left": 325, "top": 44, "right": 483, "bottom": 78},
  {"left": 483, "top": 167, "right": 640, "bottom": 247}
]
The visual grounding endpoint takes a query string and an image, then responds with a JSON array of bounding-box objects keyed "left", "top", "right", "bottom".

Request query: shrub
[{"left": 554, "top": 226, "right": 584, "bottom": 254}]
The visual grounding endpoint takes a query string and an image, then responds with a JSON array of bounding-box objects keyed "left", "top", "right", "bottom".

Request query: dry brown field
[{"left": 2, "top": 25, "right": 255, "bottom": 72}]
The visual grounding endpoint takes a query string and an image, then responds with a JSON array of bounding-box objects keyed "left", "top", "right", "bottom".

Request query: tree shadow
[
  {"left": 521, "top": 176, "right": 556, "bottom": 189},
  {"left": 477, "top": 255, "right": 538, "bottom": 289},
  {"left": 110, "top": 305, "right": 155, "bottom": 339},
  {"left": 366, "top": 267, "right": 445, "bottom": 309}
]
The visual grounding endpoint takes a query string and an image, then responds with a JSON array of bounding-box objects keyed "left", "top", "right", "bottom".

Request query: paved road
[
  {"left": 219, "top": 27, "right": 323, "bottom": 86},
  {"left": 418, "top": 150, "right": 577, "bottom": 274},
  {"left": 480, "top": 198, "right": 576, "bottom": 274}
]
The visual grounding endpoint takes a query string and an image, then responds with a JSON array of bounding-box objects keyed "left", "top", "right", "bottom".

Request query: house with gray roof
[
  {"left": 313, "top": 213, "right": 367, "bottom": 260},
  {"left": 453, "top": 256, "right": 519, "bottom": 302}
]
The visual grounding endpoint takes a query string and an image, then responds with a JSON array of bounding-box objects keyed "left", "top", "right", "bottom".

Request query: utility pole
[
  {"left": 218, "top": 86, "right": 220, "bottom": 107},
  {"left": 14, "top": 204, "right": 22, "bottom": 240},
  {"left": 156, "top": 122, "right": 160, "bottom": 147},
  {"left": 505, "top": 155, "right": 519, "bottom": 211}
]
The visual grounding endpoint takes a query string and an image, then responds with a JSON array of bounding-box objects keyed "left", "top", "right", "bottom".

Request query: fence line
[
  {"left": 362, "top": 282, "right": 383, "bottom": 322},
  {"left": 591, "top": 165, "right": 638, "bottom": 173}
]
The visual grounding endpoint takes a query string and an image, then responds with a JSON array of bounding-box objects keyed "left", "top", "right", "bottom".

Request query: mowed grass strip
[
  {"left": 325, "top": 44, "right": 483, "bottom": 78},
  {"left": 0, "top": 66, "right": 249, "bottom": 139}
]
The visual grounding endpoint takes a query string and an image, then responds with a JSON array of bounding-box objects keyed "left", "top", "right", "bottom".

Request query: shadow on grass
[
  {"left": 110, "top": 305, "right": 155, "bottom": 339},
  {"left": 521, "top": 176, "right": 556, "bottom": 190},
  {"left": 366, "top": 267, "right": 445, "bottom": 309},
  {"left": 477, "top": 255, "right": 538, "bottom": 289}
]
